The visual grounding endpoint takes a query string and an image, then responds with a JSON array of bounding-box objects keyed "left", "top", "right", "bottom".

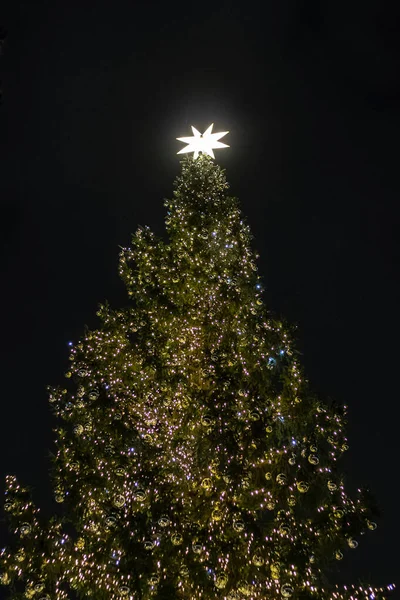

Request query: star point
[{"left": 177, "top": 124, "right": 229, "bottom": 159}]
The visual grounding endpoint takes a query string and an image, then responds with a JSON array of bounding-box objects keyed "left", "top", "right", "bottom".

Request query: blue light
[
  {"left": 268, "top": 357, "right": 276, "bottom": 366},
  {"left": 279, "top": 350, "right": 285, "bottom": 355},
  {"left": 291, "top": 438, "right": 297, "bottom": 446},
  {"left": 68, "top": 341, "right": 73, "bottom": 346}
]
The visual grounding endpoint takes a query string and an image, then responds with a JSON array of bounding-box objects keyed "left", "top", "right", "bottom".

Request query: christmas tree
[{"left": 1, "top": 127, "right": 393, "bottom": 600}]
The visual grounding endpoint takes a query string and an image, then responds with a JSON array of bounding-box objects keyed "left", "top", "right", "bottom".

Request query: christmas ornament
[
  {"left": 113, "top": 495, "right": 125, "bottom": 508},
  {"left": 265, "top": 471, "right": 272, "bottom": 480},
  {"left": 279, "top": 524, "right": 291, "bottom": 535},
  {"left": 105, "top": 515, "right": 117, "bottom": 527},
  {"left": 348, "top": 537, "right": 358, "bottom": 549},
  {"left": 149, "top": 574, "right": 159, "bottom": 586},
  {"left": 335, "top": 550, "right": 343, "bottom": 560},
  {"left": 212, "top": 506, "right": 223, "bottom": 521},
  {"left": 266, "top": 425, "right": 273, "bottom": 433},
  {"left": 238, "top": 582, "right": 252, "bottom": 596},
  {"left": 16, "top": 549, "right": 25, "bottom": 562},
  {"left": 276, "top": 473, "right": 287, "bottom": 485},
  {"left": 334, "top": 509, "right": 344, "bottom": 519},
  {"left": 119, "top": 585, "right": 130, "bottom": 595},
  {"left": 77, "top": 386, "right": 85, "bottom": 397},
  {"left": 309, "top": 554, "right": 315, "bottom": 563},
  {"left": 201, "top": 478, "right": 212, "bottom": 490},
  {"left": 144, "top": 540, "right": 155, "bottom": 550},
  {"left": 215, "top": 573, "right": 228, "bottom": 589},
  {"left": 327, "top": 481, "right": 337, "bottom": 491},
  {"left": 270, "top": 563, "right": 280, "bottom": 579},
  {"left": 179, "top": 566, "right": 190, "bottom": 578},
  {"left": 115, "top": 467, "right": 125, "bottom": 477},
  {"left": 288, "top": 454, "right": 296, "bottom": 466},
  {"left": 19, "top": 523, "right": 32, "bottom": 536},
  {"left": 177, "top": 124, "right": 229, "bottom": 159},
  {"left": 201, "top": 415, "right": 213, "bottom": 427},
  {"left": 34, "top": 582, "right": 45, "bottom": 593},
  {"left": 192, "top": 541, "right": 202, "bottom": 554},
  {"left": 367, "top": 520, "right": 377, "bottom": 530},
  {"left": 233, "top": 519, "right": 245, "bottom": 532},
  {"left": 171, "top": 533, "right": 183, "bottom": 545},
  {"left": 308, "top": 454, "right": 319, "bottom": 465},
  {"left": 310, "top": 445, "right": 317, "bottom": 453},
  {"left": 73, "top": 424, "right": 84, "bottom": 435},
  {"left": 158, "top": 516, "right": 170, "bottom": 527},
  {"left": 88, "top": 389, "right": 99, "bottom": 401},
  {"left": 281, "top": 584, "right": 294, "bottom": 597},
  {"left": 287, "top": 495, "right": 296, "bottom": 506},
  {"left": 249, "top": 409, "right": 260, "bottom": 421},
  {"left": 266, "top": 502, "right": 275, "bottom": 511},
  {"left": 297, "top": 481, "right": 309, "bottom": 493},
  {"left": 134, "top": 488, "right": 147, "bottom": 501},
  {"left": 252, "top": 552, "right": 264, "bottom": 566},
  {"left": 0, "top": 573, "right": 10, "bottom": 585}
]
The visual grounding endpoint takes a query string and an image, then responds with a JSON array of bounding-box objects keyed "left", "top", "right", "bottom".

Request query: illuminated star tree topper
[{"left": 177, "top": 123, "right": 229, "bottom": 159}]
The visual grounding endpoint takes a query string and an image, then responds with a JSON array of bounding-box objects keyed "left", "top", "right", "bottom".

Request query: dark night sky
[{"left": 1, "top": 1, "right": 399, "bottom": 595}]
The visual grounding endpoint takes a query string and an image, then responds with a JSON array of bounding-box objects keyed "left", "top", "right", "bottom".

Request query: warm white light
[{"left": 177, "top": 124, "right": 229, "bottom": 159}]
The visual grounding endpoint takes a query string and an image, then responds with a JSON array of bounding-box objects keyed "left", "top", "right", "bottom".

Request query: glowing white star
[{"left": 177, "top": 124, "right": 229, "bottom": 159}]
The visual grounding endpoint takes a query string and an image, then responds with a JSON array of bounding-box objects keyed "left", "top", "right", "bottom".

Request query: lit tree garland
[{"left": 1, "top": 154, "right": 394, "bottom": 600}]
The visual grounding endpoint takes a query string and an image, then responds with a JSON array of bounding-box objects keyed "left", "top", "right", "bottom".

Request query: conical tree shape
[{"left": 1, "top": 156, "right": 391, "bottom": 600}]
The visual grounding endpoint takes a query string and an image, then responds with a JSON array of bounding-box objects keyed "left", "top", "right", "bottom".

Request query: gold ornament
[
  {"left": 34, "top": 582, "right": 45, "bottom": 593},
  {"left": 215, "top": 573, "right": 228, "bottom": 589},
  {"left": 297, "top": 481, "right": 309, "bottom": 493},
  {"left": 144, "top": 540, "right": 154, "bottom": 550},
  {"left": 20, "top": 523, "right": 32, "bottom": 536},
  {"left": 238, "top": 582, "right": 252, "bottom": 596},
  {"left": 77, "top": 386, "right": 85, "bottom": 397},
  {"left": 172, "top": 533, "right": 183, "bottom": 545},
  {"left": 135, "top": 488, "right": 147, "bottom": 501},
  {"left": 367, "top": 520, "right": 377, "bottom": 530},
  {"left": 73, "top": 424, "right": 84, "bottom": 435},
  {"left": 266, "top": 501, "right": 275, "bottom": 511},
  {"left": 327, "top": 481, "right": 337, "bottom": 491},
  {"left": 0, "top": 573, "right": 10, "bottom": 585},
  {"left": 309, "top": 444, "right": 317, "bottom": 453},
  {"left": 279, "top": 524, "right": 291, "bottom": 536},
  {"left": 288, "top": 454, "right": 296, "bottom": 466},
  {"left": 88, "top": 388, "right": 99, "bottom": 401},
  {"left": 119, "top": 585, "right": 130, "bottom": 596},
  {"left": 179, "top": 565, "right": 190, "bottom": 578},
  {"left": 76, "top": 538, "right": 85, "bottom": 550},
  {"left": 192, "top": 541, "right": 202, "bottom": 554},
  {"left": 342, "top": 443, "right": 349, "bottom": 451},
  {"left": 201, "top": 415, "right": 213, "bottom": 427},
  {"left": 201, "top": 478, "right": 212, "bottom": 490},
  {"left": 212, "top": 506, "right": 223, "bottom": 521},
  {"left": 335, "top": 550, "right": 343, "bottom": 560},
  {"left": 233, "top": 519, "right": 245, "bottom": 532},
  {"left": 287, "top": 495, "right": 296, "bottom": 506},
  {"left": 334, "top": 509, "right": 344, "bottom": 519},
  {"left": 348, "top": 537, "right": 358, "bottom": 549},
  {"left": 252, "top": 552, "right": 264, "bottom": 566},
  {"left": 249, "top": 409, "right": 260, "bottom": 421},
  {"left": 281, "top": 584, "right": 294, "bottom": 598},
  {"left": 105, "top": 515, "right": 117, "bottom": 527},
  {"left": 270, "top": 563, "right": 280, "bottom": 579},
  {"left": 266, "top": 425, "right": 273, "bottom": 433},
  {"left": 113, "top": 495, "right": 125, "bottom": 508},
  {"left": 276, "top": 473, "right": 287, "bottom": 485},
  {"left": 16, "top": 549, "right": 25, "bottom": 563},
  {"left": 149, "top": 574, "right": 159, "bottom": 586},
  {"left": 115, "top": 467, "right": 125, "bottom": 477},
  {"left": 158, "top": 516, "right": 170, "bottom": 527},
  {"left": 309, "top": 554, "right": 315, "bottom": 563},
  {"left": 308, "top": 454, "right": 319, "bottom": 465},
  {"left": 265, "top": 471, "right": 272, "bottom": 480}
]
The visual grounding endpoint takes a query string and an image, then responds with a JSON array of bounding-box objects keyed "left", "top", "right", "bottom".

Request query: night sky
[{"left": 1, "top": 1, "right": 399, "bottom": 596}]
